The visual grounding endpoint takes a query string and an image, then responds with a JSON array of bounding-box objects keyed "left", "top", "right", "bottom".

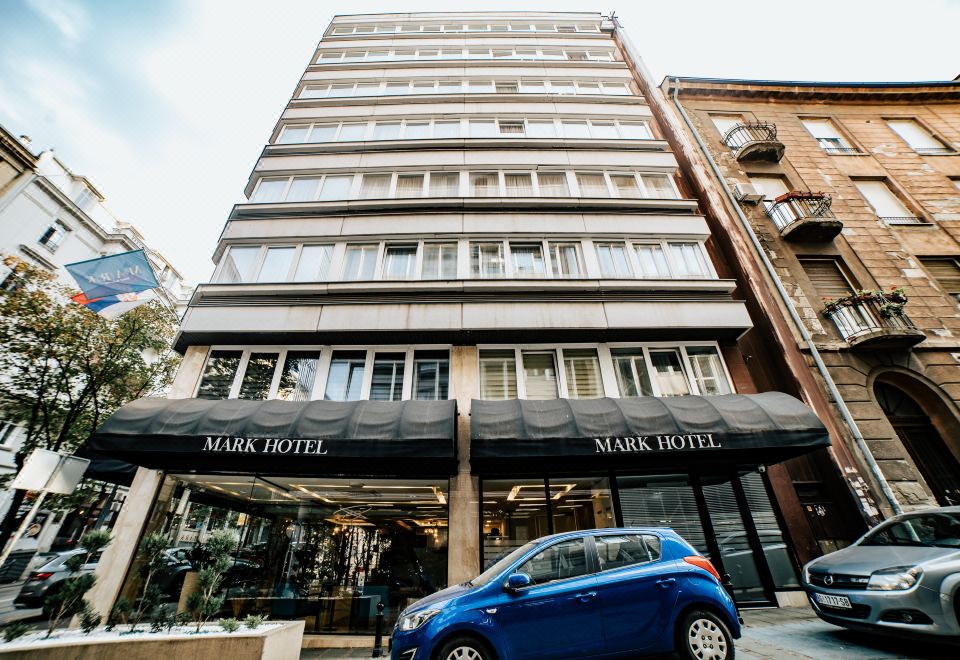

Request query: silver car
[{"left": 802, "top": 506, "right": 960, "bottom": 640}]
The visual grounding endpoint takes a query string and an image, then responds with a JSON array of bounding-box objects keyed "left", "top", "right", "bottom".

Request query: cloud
[{"left": 25, "top": 0, "right": 90, "bottom": 44}]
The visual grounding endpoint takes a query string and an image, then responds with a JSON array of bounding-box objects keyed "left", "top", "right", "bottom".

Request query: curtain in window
[
  {"left": 383, "top": 245, "right": 417, "bottom": 279},
  {"left": 649, "top": 350, "right": 690, "bottom": 397},
  {"left": 563, "top": 349, "right": 603, "bottom": 398},
  {"left": 522, "top": 352, "right": 558, "bottom": 399},
  {"left": 370, "top": 354, "right": 405, "bottom": 401},
  {"left": 480, "top": 350, "right": 518, "bottom": 399},
  {"left": 360, "top": 174, "right": 391, "bottom": 199},
  {"left": 550, "top": 243, "right": 581, "bottom": 277},
  {"left": 634, "top": 244, "right": 670, "bottom": 278},
  {"left": 537, "top": 173, "right": 568, "bottom": 196},
  {"left": 686, "top": 347, "right": 731, "bottom": 395},
  {"left": 293, "top": 245, "right": 334, "bottom": 282},
  {"left": 612, "top": 350, "right": 653, "bottom": 397},
  {"left": 610, "top": 175, "right": 641, "bottom": 198},
  {"left": 422, "top": 243, "right": 457, "bottom": 279},
  {"left": 596, "top": 243, "right": 631, "bottom": 277},
  {"left": 396, "top": 174, "right": 424, "bottom": 197},
  {"left": 576, "top": 173, "right": 609, "bottom": 197},
  {"left": 471, "top": 173, "right": 498, "bottom": 196},
  {"left": 640, "top": 174, "right": 676, "bottom": 199},
  {"left": 342, "top": 245, "right": 378, "bottom": 279},
  {"left": 504, "top": 174, "right": 533, "bottom": 197},
  {"left": 471, "top": 243, "right": 505, "bottom": 277},
  {"left": 429, "top": 173, "right": 460, "bottom": 197},
  {"left": 669, "top": 243, "right": 708, "bottom": 278}
]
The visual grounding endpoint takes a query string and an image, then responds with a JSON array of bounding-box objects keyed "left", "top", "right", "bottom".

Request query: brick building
[{"left": 662, "top": 78, "right": 960, "bottom": 523}]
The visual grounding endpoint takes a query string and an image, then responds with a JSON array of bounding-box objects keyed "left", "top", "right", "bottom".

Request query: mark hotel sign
[
  {"left": 203, "top": 436, "right": 330, "bottom": 455},
  {"left": 594, "top": 433, "right": 722, "bottom": 454}
]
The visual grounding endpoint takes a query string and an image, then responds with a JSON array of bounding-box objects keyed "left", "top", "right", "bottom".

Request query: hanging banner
[
  {"left": 65, "top": 249, "right": 159, "bottom": 299},
  {"left": 71, "top": 289, "right": 157, "bottom": 319}
]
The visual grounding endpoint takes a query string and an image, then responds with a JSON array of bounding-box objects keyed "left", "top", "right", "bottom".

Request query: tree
[
  {"left": 44, "top": 529, "right": 111, "bottom": 637},
  {"left": 0, "top": 256, "right": 180, "bottom": 550}
]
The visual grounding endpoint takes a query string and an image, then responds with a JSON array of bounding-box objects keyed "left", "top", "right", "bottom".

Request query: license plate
[{"left": 814, "top": 592, "right": 852, "bottom": 609}]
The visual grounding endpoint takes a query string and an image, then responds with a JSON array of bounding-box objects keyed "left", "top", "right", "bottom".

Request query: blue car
[{"left": 391, "top": 528, "right": 741, "bottom": 660}]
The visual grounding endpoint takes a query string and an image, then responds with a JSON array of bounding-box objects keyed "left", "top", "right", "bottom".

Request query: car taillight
[
  {"left": 28, "top": 572, "right": 54, "bottom": 581},
  {"left": 684, "top": 556, "right": 721, "bottom": 581}
]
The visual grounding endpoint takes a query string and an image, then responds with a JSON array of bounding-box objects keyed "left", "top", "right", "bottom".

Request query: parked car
[
  {"left": 391, "top": 528, "right": 740, "bottom": 660},
  {"left": 801, "top": 506, "right": 960, "bottom": 640},
  {"left": 14, "top": 549, "right": 100, "bottom": 609},
  {"left": 153, "top": 547, "right": 261, "bottom": 600}
]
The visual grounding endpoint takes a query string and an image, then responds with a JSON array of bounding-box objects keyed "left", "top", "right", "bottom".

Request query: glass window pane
[
  {"left": 504, "top": 173, "right": 533, "bottom": 197},
  {"left": 256, "top": 247, "right": 295, "bottom": 282},
  {"left": 686, "top": 346, "right": 731, "bottom": 395},
  {"left": 577, "top": 173, "right": 609, "bottom": 197},
  {"left": 537, "top": 172, "right": 569, "bottom": 197},
  {"left": 300, "top": 85, "right": 328, "bottom": 99},
  {"left": 383, "top": 244, "right": 417, "bottom": 279},
  {"left": 252, "top": 178, "right": 287, "bottom": 203},
  {"left": 342, "top": 244, "right": 378, "bottom": 279},
  {"left": 596, "top": 534, "right": 658, "bottom": 570},
  {"left": 527, "top": 120, "right": 557, "bottom": 138},
  {"left": 520, "top": 80, "right": 546, "bottom": 93},
  {"left": 578, "top": 81, "right": 601, "bottom": 94},
  {"left": 413, "top": 351, "right": 449, "bottom": 400},
  {"left": 510, "top": 243, "right": 545, "bottom": 277},
  {"left": 634, "top": 244, "right": 671, "bottom": 278},
  {"left": 515, "top": 538, "right": 587, "bottom": 585},
  {"left": 294, "top": 245, "right": 334, "bottom": 282},
  {"left": 278, "top": 125, "right": 310, "bottom": 144},
  {"left": 238, "top": 353, "right": 279, "bottom": 400},
  {"left": 470, "top": 172, "right": 499, "bottom": 196},
  {"left": 483, "top": 478, "right": 549, "bottom": 565},
  {"left": 479, "top": 349, "right": 517, "bottom": 399},
  {"left": 355, "top": 82, "right": 380, "bottom": 96},
  {"left": 318, "top": 175, "right": 352, "bottom": 200},
  {"left": 285, "top": 177, "right": 321, "bottom": 202},
  {"left": 549, "top": 81, "right": 575, "bottom": 94},
  {"left": 612, "top": 350, "right": 653, "bottom": 397},
  {"left": 360, "top": 174, "right": 391, "bottom": 199},
  {"left": 328, "top": 83, "right": 355, "bottom": 97},
  {"left": 563, "top": 349, "right": 603, "bottom": 398},
  {"left": 618, "top": 475, "right": 708, "bottom": 556},
  {"left": 495, "top": 82, "right": 519, "bottom": 94},
  {"left": 499, "top": 121, "right": 524, "bottom": 135},
  {"left": 433, "top": 120, "right": 461, "bottom": 138},
  {"left": 618, "top": 122, "right": 651, "bottom": 140},
  {"left": 373, "top": 122, "right": 402, "bottom": 140},
  {"left": 740, "top": 472, "right": 800, "bottom": 588},
  {"left": 429, "top": 172, "right": 460, "bottom": 197},
  {"left": 196, "top": 350, "right": 242, "bottom": 399},
  {"left": 611, "top": 174, "right": 641, "bottom": 197},
  {"left": 422, "top": 243, "right": 457, "bottom": 279},
  {"left": 550, "top": 242, "right": 581, "bottom": 277},
  {"left": 370, "top": 353, "right": 405, "bottom": 401},
  {"left": 412, "top": 81, "right": 437, "bottom": 94},
  {"left": 522, "top": 351, "right": 558, "bottom": 400},
  {"left": 551, "top": 477, "right": 614, "bottom": 533},
  {"left": 384, "top": 82, "right": 410, "bottom": 95},
  {"left": 404, "top": 121, "right": 431, "bottom": 139},
  {"left": 640, "top": 174, "right": 676, "bottom": 199},
  {"left": 396, "top": 174, "right": 424, "bottom": 197},
  {"left": 276, "top": 351, "right": 321, "bottom": 402},
  {"left": 217, "top": 246, "right": 260, "bottom": 283},
  {"left": 471, "top": 242, "right": 505, "bottom": 277},
  {"left": 596, "top": 242, "right": 632, "bottom": 277},
  {"left": 338, "top": 123, "right": 367, "bottom": 141},
  {"left": 469, "top": 120, "right": 498, "bottom": 138},
  {"left": 669, "top": 242, "right": 709, "bottom": 278},
  {"left": 468, "top": 81, "right": 495, "bottom": 93},
  {"left": 437, "top": 81, "right": 463, "bottom": 94},
  {"left": 309, "top": 124, "right": 338, "bottom": 142},
  {"left": 561, "top": 121, "right": 590, "bottom": 138},
  {"left": 650, "top": 349, "right": 690, "bottom": 396},
  {"left": 602, "top": 82, "right": 631, "bottom": 95},
  {"left": 589, "top": 121, "right": 618, "bottom": 139},
  {"left": 324, "top": 351, "right": 366, "bottom": 401}
]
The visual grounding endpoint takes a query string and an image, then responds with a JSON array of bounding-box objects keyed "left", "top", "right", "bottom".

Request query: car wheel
[
  {"left": 677, "top": 609, "right": 734, "bottom": 660},
  {"left": 435, "top": 636, "right": 493, "bottom": 660}
]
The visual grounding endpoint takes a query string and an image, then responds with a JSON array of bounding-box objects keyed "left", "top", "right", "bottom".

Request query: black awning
[
  {"left": 88, "top": 398, "right": 457, "bottom": 476},
  {"left": 470, "top": 393, "right": 829, "bottom": 472}
]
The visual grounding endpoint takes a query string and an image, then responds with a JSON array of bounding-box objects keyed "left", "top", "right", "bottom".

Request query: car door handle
[
  {"left": 574, "top": 591, "right": 598, "bottom": 602},
  {"left": 656, "top": 578, "right": 676, "bottom": 589}
]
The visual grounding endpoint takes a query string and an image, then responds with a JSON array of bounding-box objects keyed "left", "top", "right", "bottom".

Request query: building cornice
[
  {"left": 0, "top": 126, "right": 38, "bottom": 172},
  {"left": 663, "top": 76, "right": 960, "bottom": 102}
]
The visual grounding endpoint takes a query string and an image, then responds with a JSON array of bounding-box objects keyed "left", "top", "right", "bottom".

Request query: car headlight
[
  {"left": 867, "top": 566, "right": 922, "bottom": 591},
  {"left": 398, "top": 609, "right": 441, "bottom": 631}
]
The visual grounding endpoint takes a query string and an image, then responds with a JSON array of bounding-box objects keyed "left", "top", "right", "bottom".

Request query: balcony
[
  {"left": 823, "top": 290, "right": 926, "bottom": 351},
  {"left": 766, "top": 191, "right": 843, "bottom": 242},
  {"left": 721, "top": 122, "right": 785, "bottom": 162}
]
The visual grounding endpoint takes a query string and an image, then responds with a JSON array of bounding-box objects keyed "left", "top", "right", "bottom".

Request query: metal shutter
[{"left": 799, "top": 258, "right": 855, "bottom": 300}]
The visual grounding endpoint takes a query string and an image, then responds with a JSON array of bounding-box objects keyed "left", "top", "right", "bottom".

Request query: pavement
[{"left": 298, "top": 604, "right": 959, "bottom": 659}]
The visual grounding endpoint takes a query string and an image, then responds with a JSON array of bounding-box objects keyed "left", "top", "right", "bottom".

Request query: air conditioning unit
[{"left": 734, "top": 183, "right": 764, "bottom": 204}]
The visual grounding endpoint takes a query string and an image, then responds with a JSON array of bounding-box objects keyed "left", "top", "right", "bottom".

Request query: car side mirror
[{"left": 505, "top": 572, "right": 532, "bottom": 592}]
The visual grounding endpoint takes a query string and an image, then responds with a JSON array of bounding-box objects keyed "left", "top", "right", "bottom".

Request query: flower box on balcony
[{"left": 774, "top": 191, "right": 827, "bottom": 204}]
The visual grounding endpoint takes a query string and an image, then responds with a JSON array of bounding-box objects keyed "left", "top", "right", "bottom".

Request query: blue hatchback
[{"left": 391, "top": 527, "right": 741, "bottom": 660}]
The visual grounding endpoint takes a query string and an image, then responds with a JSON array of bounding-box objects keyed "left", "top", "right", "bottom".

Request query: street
[{"left": 0, "top": 581, "right": 40, "bottom": 626}]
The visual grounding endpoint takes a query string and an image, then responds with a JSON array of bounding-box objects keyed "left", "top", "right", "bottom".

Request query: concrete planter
[{"left": 0, "top": 621, "right": 305, "bottom": 660}]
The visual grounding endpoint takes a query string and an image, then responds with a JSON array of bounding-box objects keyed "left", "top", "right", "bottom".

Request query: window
[
  {"left": 413, "top": 351, "right": 449, "bottom": 400},
  {"left": 338, "top": 123, "right": 366, "bottom": 141},
  {"left": 537, "top": 172, "right": 569, "bottom": 196},
  {"left": 886, "top": 119, "right": 951, "bottom": 154},
  {"left": 238, "top": 353, "right": 279, "bottom": 400},
  {"left": 396, "top": 174, "right": 424, "bottom": 198},
  {"left": 324, "top": 351, "right": 365, "bottom": 400},
  {"left": 479, "top": 349, "right": 518, "bottom": 399},
  {"left": 286, "top": 177, "right": 321, "bottom": 202},
  {"left": 196, "top": 351, "right": 242, "bottom": 399},
  {"left": 550, "top": 81, "right": 575, "bottom": 95},
  {"left": 471, "top": 242, "right": 505, "bottom": 277},
  {"left": 640, "top": 174, "right": 676, "bottom": 199},
  {"left": 710, "top": 114, "right": 742, "bottom": 138},
  {"left": 310, "top": 124, "right": 338, "bottom": 142},
  {"left": 589, "top": 121, "right": 618, "bottom": 139},
  {"left": 522, "top": 351, "right": 558, "bottom": 400},
  {"left": 527, "top": 119, "right": 557, "bottom": 138},
  {"left": 318, "top": 176, "right": 352, "bottom": 200},
  {"left": 404, "top": 121, "right": 431, "bottom": 139},
  {"left": 612, "top": 349, "right": 653, "bottom": 397},
  {"left": 470, "top": 172, "right": 499, "bottom": 197},
  {"left": 801, "top": 118, "right": 857, "bottom": 154},
  {"left": 596, "top": 534, "right": 661, "bottom": 570},
  {"left": 561, "top": 120, "right": 591, "bottom": 139},
  {"left": 577, "top": 173, "right": 609, "bottom": 197},
  {"left": 633, "top": 243, "right": 670, "bottom": 278},
  {"left": 373, "top": 122, "right": 402, "bottom": 140},
  {"left": 549, "top": 242, "right": 582, "bottom": 277},
  {"left": 469, "top": 120, "right": 498, "bottom": 138},
  {"left": 504, "top": 173, "right": 533, "bottom": 197},
  {"left": 360, "top": 174, "right": 391, "bottom": 199},
  {"left": 520, "top": 80, "right": 546, "bottom": 94},
  {"left": 618, "top": 122, "right": 651, "bottom": 140},
  {"left": 217, "top": 246, "right": 260, "bottom": 283},
  {"left": 370, "top": 353, "right": 405, "bottom": 401},
  {"left": 499, "top": 121, "right": 525, "bottom": 136},
  {"left": 649, "top": 349, "right": 691, "bottom": 397},
  {"left": 853, "top": 180, "right": 919, "bottom": 224},
  {"left": 563, "top": 349, "right": 603, "bottom": 399},
  {"left": 342, "top": 244, "right": 379, "bottom": 280},
  {"left": 595, "top": 242, "right": 632, "bottom": 277},
  {"left": 278, "top": 125, "right": 310, "bottom": 144},
  {"left": 257, "top": 247, "right": 295, "bottom": 282},
  {"left": 0, "top": 422, "right": 20, "bottom": 448},
  {"left": 422, "top": 243, "right": 457, "bottom": 279},
  {"left": 276, "top": 351, "right": 320, "bottom": 401},
  {"left": 251, "top": 178, "right": 287, "bottom": 202},
  {"left": 799, "top": 258, "right": 856, "bottom": 301},
  {"left": 510, "top": 243, "right": 545, "bottom": 277},
  {"left": 384, "top": 82, "right": 410, "bottom": 95},
  {"left": 611, "top": 174, "right": 641, "bottom": 198},
  {"left": 669, "top": 242, "right": 711, "bottom": 278},
  {"left": 495, "top": 82, "right": 519, "bottom": 94},
  {"left": 514, "top": 539, "right": 588, "bottom": 585},
  {"left": 382, "top": 245, "right": 417, "bottom": 279},
  {"left": 919, "top": 257, "right": 960, "bottom": 304},
  {"left": 686, "top": 347, "right": 731, "bottom": 395},
  {"left": 433, "top": 121, "right": 460, "bottom": 138},
  {"left": 429, "top": 172, "right": 460, "bottom": 197},
  {"left": 293, "top": 245, "right": 334, "bottom": 282}
]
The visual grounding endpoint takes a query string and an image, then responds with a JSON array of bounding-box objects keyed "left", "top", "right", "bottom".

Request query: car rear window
[{"left": 596, "top": 534, "right": 661, "bottom": 570}]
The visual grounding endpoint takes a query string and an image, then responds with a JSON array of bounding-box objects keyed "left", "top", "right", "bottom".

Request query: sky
[{"left": 0, "top": 0, "right": 958, "bottom": 284}]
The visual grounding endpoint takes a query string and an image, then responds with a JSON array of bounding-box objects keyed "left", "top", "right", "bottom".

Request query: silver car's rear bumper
[{"left": 805, "top": 587, "right": 960, "bottom": 639}]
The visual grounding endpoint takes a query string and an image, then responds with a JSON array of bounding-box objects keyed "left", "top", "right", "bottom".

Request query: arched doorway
[{"left": 874, "top": 380, "right": 960, "bottom": 506}]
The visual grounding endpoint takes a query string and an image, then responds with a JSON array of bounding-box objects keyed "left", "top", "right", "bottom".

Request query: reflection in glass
[
  {"left": 238, "top": 353, "right": 279, "bottom": 400},
  {"left": 595, "top": 242, "right": 632, "bottom": 277},
  {"left": 687, "top": 347, "right": 731, "bottom": 395},
  {"left": 382, "top": 245, "right": 417, "bottom": 279},
  {"left": 702, "top": 475, "right": 765, "bottom": 601},
  {"left": 617, "top": 474, "right": 708, "bottom": 555},
  {"left": 324, "top": 352, "right": 366, "bottom": 401},
  {"left": 342, "top": 245, "right": 378, "bottom": 280},
  {"left": 370, "top": 353, "right": 405, "bottom": 401},
  {"left": 256, "top": 247, "right": 295, "bottom": 283},
  {"left": 293, "top": 245, "right": 334, "bottom": 282},
  {"left": 483, "top": 479, "right": 550, "bottom": 566},
  {"left": 471, "top": 242, "right": 505, "bottom": 278},
  {"left": 612, "top": 350, "right": 654, "bottom": 397},
  {"left": 479, "top": 350, "right": 517, "bottom": 399},
  {"left": 196, "top": 350, "right": 242, "bottom": 399},
  {"left": 217, "top": 247, "right": 260, "bottom": 283},
  {"left": 276, "top": 351, "right": 320, "bottom": 401},
  {"left": 422, "top": 243, "right": 457, "bottom": 279},
  {"left": 510, "top": 243, "right": 544, "bottom": 277},
  {"left": 549, "top": 242, "right": 581, "bottom": 277},
  {"left": 551, "top": 477, "right": 613, "bottom": 533},
  {"left": 413, "top": 351, "right": 449, "bottom": 400}
]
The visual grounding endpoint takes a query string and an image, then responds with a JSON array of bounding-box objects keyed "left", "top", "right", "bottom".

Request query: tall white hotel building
[{"left": 88, "top": 12, "right": 844, "bottom": 639}]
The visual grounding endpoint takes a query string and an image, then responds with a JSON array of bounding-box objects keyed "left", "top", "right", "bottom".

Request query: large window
[
  {"left": 342, "top": 244, "right": 379, "bottom": 280},
  {"left": 299, "top": 78, "right": 632, "bottom": 100},
  {"left": 370, "top": 353, "right": 405, "bottom": 401},
  {"left": 886, "top": 119, "right": 952, "bottom": 154},
  {"left": 324, "top": 351, "right": 366, "bottom": 401},
  {"left": 853, "top": 179, "right": 919, "bottom": 224},
  {"left": 413, "top": 351, "right": 449, "bottom": 400},
  {"left": 38, "top": 221, "right": 69, "bottom": 251},
  {"left": 521, "top": 351, "right": 559, "bottom": 400},
  {"left": 801, "top": 118, "right": 857, "bottom": 154},
  {"left": 479, "top": 350, "right": 518, "bottom": 400},
  {"left": 237, "top": 353, "right": 279, "bottom": 400},
  {"left": 196, "top": 350, "right": 242, "bottom": 399},
  {"left": 276, "top": 351, "right": 320, "bottom": 401}
]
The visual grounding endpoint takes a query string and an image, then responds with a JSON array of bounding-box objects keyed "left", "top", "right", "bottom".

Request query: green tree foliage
[
  {"left": 129, "top": 531, "right": 173, "bottom": 631},
  {"left": 2, "top": 622, "right": 31, "bottom": 643},
  {"left": 44, "top": 529, "right": 111, "bottom": 637},
  {"left": 185, "top": 530, "right": 235, "bottom": 632}
]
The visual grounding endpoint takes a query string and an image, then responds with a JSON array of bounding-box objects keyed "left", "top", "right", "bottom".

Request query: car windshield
[
  {"left": 861, "top": 512, "right": 960, "bottom": 548},
  {"left": 469, "top": 541, "right": 539, "bottom": 587}
]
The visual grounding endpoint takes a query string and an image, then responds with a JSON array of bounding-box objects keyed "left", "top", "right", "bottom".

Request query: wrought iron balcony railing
[
  {"left": 823, "top": 291, "right": 925, "bottom": 350},
  {"left": 721, "top": 122, "right": 785, "bottom": 162},
  {"left": 765, "top": 191, "right": 842, "bottom": 241}
]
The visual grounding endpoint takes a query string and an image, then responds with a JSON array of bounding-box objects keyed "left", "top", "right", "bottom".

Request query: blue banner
[{"left": 65, "top": 249, "right": 159, "bottom": 299}]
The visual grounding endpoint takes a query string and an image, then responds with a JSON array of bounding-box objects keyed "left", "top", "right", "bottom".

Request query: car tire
[
  {"left": 676, "top": 609, "right": 735, "bottom": 660},
  {"left": 434, "top": 635, "right": 494, "bottom": 660}
]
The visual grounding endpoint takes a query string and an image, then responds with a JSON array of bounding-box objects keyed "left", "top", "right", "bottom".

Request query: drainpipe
[{"left": 608, "top": 18, "right": 902, "bottom": 517}]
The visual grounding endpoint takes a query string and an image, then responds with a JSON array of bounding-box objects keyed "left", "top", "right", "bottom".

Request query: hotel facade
[{"left": 86, "top": 13, "right": 865, "bottom": 637}]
